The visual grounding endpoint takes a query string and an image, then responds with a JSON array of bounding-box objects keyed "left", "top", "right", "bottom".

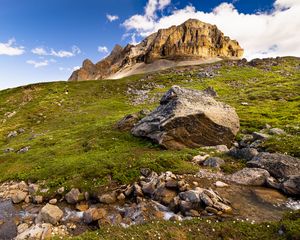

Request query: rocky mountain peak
[{"left": 69, "top": 19, "right": 244, "bottom": 81}]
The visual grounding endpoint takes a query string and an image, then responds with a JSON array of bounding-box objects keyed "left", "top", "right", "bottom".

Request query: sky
[{"left": 0, "top": 0, "right": 299, "bottom": 90}]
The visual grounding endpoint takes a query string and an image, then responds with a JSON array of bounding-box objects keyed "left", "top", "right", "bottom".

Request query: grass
[
  {"left": 0, "top": 57, "right": 299, "bottom": 192},
  {"left": 65, "top": 210, "right": 300, "bottom": 240}
]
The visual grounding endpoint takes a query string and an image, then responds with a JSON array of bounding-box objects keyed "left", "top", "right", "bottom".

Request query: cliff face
[{"left": 69, "top": 19, "right": 244, "bottom": 81}]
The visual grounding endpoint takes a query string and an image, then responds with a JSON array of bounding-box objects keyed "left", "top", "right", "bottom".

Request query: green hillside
[{"left": 0, "top": 57, "right": 299, "bottom": 192}]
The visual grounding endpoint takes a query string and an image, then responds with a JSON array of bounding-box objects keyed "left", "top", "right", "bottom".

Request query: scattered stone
[
  {"left": 116, "top": 113, "right": 141, "bottom": 131},
  {"left": 214, "top": 181, "right": 229, "bottom": 188},
  {"left": 282, "top": 175, "right": 300, "bottom": 196},
  {"left": 132, "top": 86, "right": 240, "bottom": 150},
  {"left": 39, "top": 204, "right": 63, "bottom": 225},
  {"left": 49, "top": 199, "right": 57, "bottom": 205},
  {"left": 57, "top": 187, "right": 65, "bottom": 194},
  {"left": 229, "top": 147, "right": 259, "bottom": 161},
  {"left": 227, "top": 168, "right": 270, "bottom": 186},
  {"left": 28, "top": 184, "right": 39, "bottom": 194},
  {"left": 17, "top": 146, "right": 30, "bottom": 154},
  {"left": 99, "top": 192, "right": 117, "bottom": 204},
  {"left": 17, "top": 223, "right": 29, "bottom": 234},
  {"left": 154, "top": 187, "right": 177, "bottom": 206},
  {"left": 269, "top": 128, "right": 285, "bottom": 135},
  {"left": 203, "top": 157, "right": 225, "bottom": 168},
  {"left": 15, "top": 223, "right": 53, "bottom": 240},
  {"left": 247, "top": 153, "right": 300, "bottom": 179},
  {"left": 203, "top": 86, "right": 218, "bottom": 97},
  {"left": 11, "top": 190, "right": 27, "bottom": 204},
  {"left": 179, "top": 190, "right": 201, "bottom": 203},
  {"left": 65, "top": 188, "right": 81, "bottom": 204},
  {"left": 3, "top": 147, "right": 14, "bottom": 153},
  {"left": 33, "top": 195, "right": 43, "bottom": 204},
  {"left": 252, "top": 132, "right": 270, "bottom": 141},
  {"left": 203, "top": 145, "right": 229, "bottom": 153},
  {"left": 7, "top": 131, "right": 18, "bottom": 138},
  {"left": 83, "top": 208, "right": 107, "bottom": 224},
  {"left": 192, "top": 154, "right": 209, "bottom": 164}
]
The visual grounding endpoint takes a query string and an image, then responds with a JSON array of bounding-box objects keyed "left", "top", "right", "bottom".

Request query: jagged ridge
[{"left": 69, "top": 19, "right": 244, "bottom": 81}]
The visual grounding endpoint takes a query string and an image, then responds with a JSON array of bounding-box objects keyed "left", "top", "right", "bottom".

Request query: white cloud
[
  {"left": 31, "top": 47, "right": 47, "bottom": 56},
  {"left": 98, "top": 46, "right": 109, "bottom": 53},
  {"left": 106, "top": 14, "right": 119, "bottom": 22},
  {"left": 26, "top": 60, "right": 49, "bottom": 68},
  {"left": 0, "top": 38, "right": 25, "bottom": 56},
  {"left": 122, "top": 0, "right": 300, "bottom": 59},
  {"left": 31, "top": 45, "right": 81, "bottom": 58},
  {"left": 73, "top": 66, "right": 80, "bottom": 71}
]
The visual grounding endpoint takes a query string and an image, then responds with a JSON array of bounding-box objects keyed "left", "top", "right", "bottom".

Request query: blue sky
[{"left": 0, "top": 0, "right": 299, "bottom": 90}]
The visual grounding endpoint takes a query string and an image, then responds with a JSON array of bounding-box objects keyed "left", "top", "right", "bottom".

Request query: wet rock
[
  {"left": 154, "top": 187, "right": 177, "bottom": 206},
  {"left": 83, "top": 208, "right": 107, "bottom": 224},
  {"left": 203, "top": 157, "right": 225, "bottom": 168},
  {"left": 200, "top": 192, "right": 213, "bottom": 206},
  {"left": 179, "top": 189, "right": 202, "bottom": 203},
  {"left": 282, "top": 175, "right": 300, "bottom": 196},
  {"left": 142, "top": 180, "right": 157, "bottom": 196},
  {"left": 65, "top": 188, "right": 81, "bottom": 204},
  {"left": 252, "top": 188, "right": 287, "bottom": 205},
  {"left": 28, "top": 184, "right": 39, "bottom": 194},
  {"left": 227, "top": 168, "right": 270, "bottom": 186},
  {"left": 179, "top": 200, "right": 194, "bottom": 213},
  {"left": 132, "top": 86, "right": 240, "bottom": 150},
  {"left": 133, "top": 183, "right": 144, "bottom": 197},
  {"left": 98, "top": 192, "right": 117, "bottom": 204},
  {"left": 165, "top": 179, "right": 178, "bottom": 189},
  {"left": 0, "top": 200, "right": 17, "bottom": 240},
  {"left": 76, "top": 202, "right": 89, "bottom": 211},
  {"left": 33, "top": 195, "right": 43, "bottom": 204},
  {"left": 11, "top": 190, "right": 27, "bottom": 204},
  {"left": 229, "top": 147, "right": 259, "bottom": 161},
  {"left": 15, "top": 223, "right": 52, "bottom": 240},
  {"left": 247, "top": 153, "right": 300, "bottom": 179},
  {"left": 39, "top": 204, "right": 63, "bottom": 225},
  {"left": 17, "top": 223, "right": 29, "bottom": 234}
]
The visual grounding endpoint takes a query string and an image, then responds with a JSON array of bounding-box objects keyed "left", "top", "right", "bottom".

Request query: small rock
[
  {"left": 28, "top": 184, "right": 39, "bottom": 194},
  {"left": 192, "top": 154, "right": 209, "bottom": 164},
  {"left": 15, "top": 223, "right": 52, "bottom": 240},
  {"left": 39, "top": 204, "right": 63, "bottom": 225},
  {"left": 98, "top": 192, "right": 117, "bottom": 204},
  {"left": 7, "top": 131, "right": 18, "bottom": 138},
  {"left": 65, "top": 188, "right": 81, "bottom": 204},
  {"left": 12, "top": 191, "right": 27, "bottom": 204},
  {"left": 49, "top": 199, "right": 57, "bottom": 205},
  {"left": 33, "top": 195, "right": 43, "bottom": 204},
  {"left": 229, "top": 147, "right": 259, "bottom": 161},
  {"left": 205, "top": 206, "right": 219, "bottom": 214},
  {"left": 3, "top": 148, "right": 14, "bottom": 153},
  {"left": 269, "top": 128, "right": 285, "bottom": 135},
  {"left": 57, "top": 187, "right": 65, "bottom": 194},
  {"left": 252, "top": 132, "right": 270, "bottom": 141},
  {"left": 117, "top": 193, "right": 126, "bottom": 201},
  {"left": 17, "top": 146, "right": 30, "bottom": 154},
  {"left": 17, "top": 223, "right": 29, "bottom": 234},
  {"left": 214, "top": 181, "right": 229, "bottom": 188},
  {"left": 203, "top": 157, "right": 225, "bottom": 168},
  {"left": 83, "top": 208, "right": 107, "bottom": 224}
]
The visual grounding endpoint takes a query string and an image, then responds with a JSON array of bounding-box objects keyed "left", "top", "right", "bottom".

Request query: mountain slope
[
  {"left": 69, "top": 19, "right": 244, "bottom": 81},
  {"left": 0, "top": 57, "right": 299, "bottom": 190}
]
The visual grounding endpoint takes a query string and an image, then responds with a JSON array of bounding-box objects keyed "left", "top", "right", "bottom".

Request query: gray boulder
[
  {"left": 281, "top": 175, "right": 300, "bottom": 196},
  {"left": 132, "top": 86, "right": 240, "bottom": 150},
  {"left": 227, "top": 168, "right": 270, "bottom": 186},
  {"left": 203, "top": 157, "right": 225, "bottom": 168},
  {"left": 229, "top": 147, "right": 259, "bottom": 161},
  {"left": 247, "top": 153, "right": 300, "bottom": 179}
]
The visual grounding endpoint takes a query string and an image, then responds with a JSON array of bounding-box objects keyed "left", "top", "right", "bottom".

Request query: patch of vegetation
[
  {"left": 0, "top": 57, "right": 299, "bottom": 191},
  {"left": 67, "top": 211, "right": 300, "bottom": 240}
]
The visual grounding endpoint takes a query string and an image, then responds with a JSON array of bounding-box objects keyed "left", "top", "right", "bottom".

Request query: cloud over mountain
[{"left": 123, "top": 0, "right": 300, "bottom": 59}]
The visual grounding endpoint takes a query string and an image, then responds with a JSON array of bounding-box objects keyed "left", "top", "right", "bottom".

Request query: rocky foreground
[{"left": 0, "top": 86, "right": 299, "bottom": 239}]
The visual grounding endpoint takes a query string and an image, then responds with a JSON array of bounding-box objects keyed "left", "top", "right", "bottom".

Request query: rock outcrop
[
  {"left": 69, "top": 19, "right": 244, "bottom": 81},
  {"left": 132, "top": 86, "right": 240, "bottom": 150}
]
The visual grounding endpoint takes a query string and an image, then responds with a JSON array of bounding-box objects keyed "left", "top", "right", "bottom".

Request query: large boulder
[
  {"left": 247, "top": 153, "right": 300, "bottom": 179},
  {"left": 132, "top": 86, "right": 240, "bottom": 150},
  {"left": 226, "top": 168, "right": 270, "bottom": 186}
]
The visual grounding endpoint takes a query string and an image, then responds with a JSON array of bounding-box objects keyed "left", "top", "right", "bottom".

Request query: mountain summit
[{"left": 69, "top": 19, "right": 244, "bottom": 81}]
